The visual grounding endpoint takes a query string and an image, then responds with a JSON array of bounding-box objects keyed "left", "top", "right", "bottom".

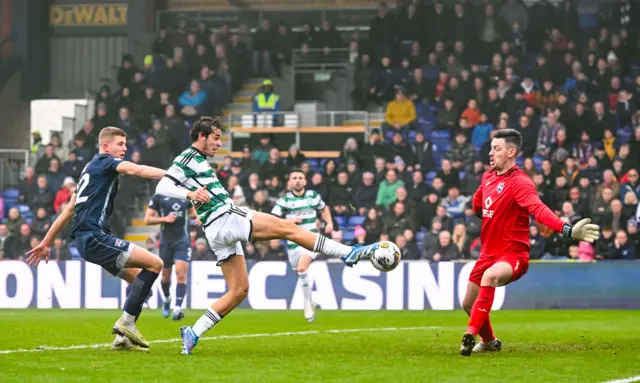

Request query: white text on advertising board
[{"left": 50, "top": 4, "right": 128, "bottom": 27}]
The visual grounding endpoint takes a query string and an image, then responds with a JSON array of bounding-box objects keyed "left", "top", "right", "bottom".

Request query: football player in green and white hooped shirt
[
  {"left": 155, "top": 117, "right": 384, "bottom": 355},
  {"left": 271, "top": 169, "right": 334, "bottom": 323}
]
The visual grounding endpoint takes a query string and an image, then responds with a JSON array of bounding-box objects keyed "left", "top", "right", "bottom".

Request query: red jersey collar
[{"left": 494, "top": 165, "right": 519, "bottom": 177}]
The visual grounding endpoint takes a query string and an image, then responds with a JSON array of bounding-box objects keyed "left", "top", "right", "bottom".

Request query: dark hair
[
  {"left": 289, "top": 168, "right": 305, "bottom": 178},
  {"left": 190, "top": 116, "right": 226, "bottom": 142},
  {"left": 494, "top": 128, "right": 522, "bottom": 150}
]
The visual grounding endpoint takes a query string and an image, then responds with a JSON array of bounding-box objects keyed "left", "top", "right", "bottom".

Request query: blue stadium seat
[
  {"left": 3, "top": 189, "right": 19, "bottom": 201},
  {"left": 416, "top": 230, "right": 425, "bottom": 241},
  {"left": 343, "top": 229, "right": 355, "bottom": 243},
  {"left": 459, "top": 171, "right": 466, "bottom": 180},
  {"left": 348, "top": 215, "right": 365, "bottom": 227},
  {"left": 433, "top": 153, "right": 444, "bottom": 167},
  {"left": 307, "top": 159, "right": 319, "bottom": 168},
  {"left": 533, "top": 155, "right": 544, "bottom": 170},
  {"left": 408, "top": 130, "right": 417, "bottom": 144},
  {"left": 426, "top": 171, "right": 436, "bottom": 182},
  {"left": 431, "top": 130, "right": 450, "bottom": 140},
  {"left": 334, "top": 216, "right": 347, "bottom": 228},
  {"left": 17, "top": 204, "right": 30, "bottom": 215},
  {"left": 579, "top": 13, "right": 599, "bottom": 28},
  {"left": 616, "top": 127, "right": 632, "bottom": 140},
  {"left": 385, "top": 130, "right": 394, "bottom": 142},
  {"left": 433, "top": 142, "right": 450, "bottom": 153},
  {"left": 421, "top": 66, "right": 440, "bottom": 80}
]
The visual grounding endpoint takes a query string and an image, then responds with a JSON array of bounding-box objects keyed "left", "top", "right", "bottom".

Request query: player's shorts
[
  {"left": 286, "top": 246, "right": 319, "bottom": 270},
  {"left": 159, "top": 237, "right": 192, "bottom": 267},
  {"left": 203, "top": 207, "right": 253, "bottom": 265},
  {"left": 74, "top": 232, "right": 133, "bottom": 277},
  {"left": 469, "top": 254, "right": 529, "bottom": 286}
]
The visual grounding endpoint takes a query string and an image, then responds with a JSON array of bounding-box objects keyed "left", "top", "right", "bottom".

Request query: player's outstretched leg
[
  {"left": 172, "top": 260, "right": 189, "bottom": 321},
  {"left": 462, "top": 281, "right": 500, "bottom": 353},
  {"left": 295, "top": 253, "right": 317, "bottom": 322},
  {"left": 160, "top": 267, "right": 172, "bottom": 318},
  {"left": 112, "top": 247, "right": 163, "bottom": 348},
  {"left": 181, "top": 255, "right": 247, "bottom": 355},
  {"left": 461, "top": 262, "right": 512, "bottom": 356},
  {"left": 250, "top": 211, "right": 379, "bottom": 266}
]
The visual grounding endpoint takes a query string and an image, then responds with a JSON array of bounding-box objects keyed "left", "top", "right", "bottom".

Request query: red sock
[
  {"left": 479, "top": 319, "right": 495, "bottom": 343},
  {"left": 466, "top": 286, "right": 496, "bottom": 336}
]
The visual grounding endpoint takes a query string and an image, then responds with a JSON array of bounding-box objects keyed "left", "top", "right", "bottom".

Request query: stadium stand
[{"left": 1, "top": 0, "right": 639, "bottom": 263}]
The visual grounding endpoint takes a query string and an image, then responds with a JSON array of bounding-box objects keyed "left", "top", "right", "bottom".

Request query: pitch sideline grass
[{"left": 0, "top": 309, "right": 638, "bottom": 383}]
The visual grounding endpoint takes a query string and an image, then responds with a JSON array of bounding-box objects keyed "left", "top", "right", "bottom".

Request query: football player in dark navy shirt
[
  {"left": 145, "top": 194, "right": 201, "bottom": 321},
  {"left": 26, "top": 127, "right": 210, "bottom": 351}
]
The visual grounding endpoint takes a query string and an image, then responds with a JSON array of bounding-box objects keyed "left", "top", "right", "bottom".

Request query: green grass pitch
[{"left": 0, "top": 309, "right": 639, "bottom": 383}]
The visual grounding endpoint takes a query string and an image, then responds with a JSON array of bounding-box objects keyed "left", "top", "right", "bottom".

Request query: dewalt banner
[{"left": 50, "top": 3, "right": 128, "bottom": 35}]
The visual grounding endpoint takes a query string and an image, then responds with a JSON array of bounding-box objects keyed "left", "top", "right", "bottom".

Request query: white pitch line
[
  {"left": 598, "top": 376, "right": 640, "bottom": 383},
  {"left": 0, "top": 326, "right": 441, "bottom": 355}
]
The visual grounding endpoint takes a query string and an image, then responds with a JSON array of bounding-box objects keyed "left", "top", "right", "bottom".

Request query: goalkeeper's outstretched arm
[{"left": 512, "top": 174, "right": 600, "bottom": 243}]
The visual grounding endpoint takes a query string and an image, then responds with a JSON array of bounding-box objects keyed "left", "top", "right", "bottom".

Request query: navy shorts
[
  {"left": 75, "top": 232, "right": 133, "bottom": 276},
  {"left": 159, "top": 238, "right": 191, "bottom": 268}
]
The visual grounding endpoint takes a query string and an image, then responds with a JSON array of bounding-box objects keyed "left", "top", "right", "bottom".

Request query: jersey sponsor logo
[
  {"left": 485, "top": 181, "right": 491, "bottom": 186},
  {"left": 483, "top": 197, "right": 494, "bottom": 218},
  {"left": 497, "top": 182, "right": 504, "bottom": 194}
]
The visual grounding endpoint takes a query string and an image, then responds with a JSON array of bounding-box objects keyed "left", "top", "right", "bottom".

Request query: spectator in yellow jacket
[{"left": 382, "top": 89, "right": 416, "bottom": 136}]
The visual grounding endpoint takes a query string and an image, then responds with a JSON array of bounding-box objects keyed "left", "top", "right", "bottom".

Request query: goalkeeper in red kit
[{"left": 459, "top": 129, "right": 600, "bottom": 357}]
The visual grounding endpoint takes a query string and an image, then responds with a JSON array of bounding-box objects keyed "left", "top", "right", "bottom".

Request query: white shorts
[
  {"left": 287, "top": 246, "right": 318, "bottom": 270},
  {"left": 203, "top": 207, "right": 253, "bottom": 265}
]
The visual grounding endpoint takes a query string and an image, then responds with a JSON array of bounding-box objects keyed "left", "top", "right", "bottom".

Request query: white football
[{"left": 370, "top": 241, "right": 401, "bottom": 272}]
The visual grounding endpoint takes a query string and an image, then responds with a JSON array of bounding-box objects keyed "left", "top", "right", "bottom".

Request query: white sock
[
  {"left": 120, "top": 311, "right": 136, "bottom": 325},
  {"left": 192, "top": 307, "right": 222, "bottom": 337},
  {"left": 298, "top": 271, "right": 311, "bottom": 302},
  {"left": 313, "top": 235, "right": 352, "bottom": 258}
]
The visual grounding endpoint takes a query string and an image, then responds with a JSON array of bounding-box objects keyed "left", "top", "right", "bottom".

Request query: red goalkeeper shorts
[{"left": 469, "top": 254, "right": 530, "bottom": 286}]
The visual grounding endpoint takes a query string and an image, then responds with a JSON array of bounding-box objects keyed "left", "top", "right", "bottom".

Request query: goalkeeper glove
[{"left": 561, "top": 218, "right": 600, "bottom": 243}]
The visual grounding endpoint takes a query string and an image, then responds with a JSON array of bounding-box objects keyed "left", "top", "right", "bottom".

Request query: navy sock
[
  {"left": 123, "top": 270, "right": 159, "bottom": 318},
  {"left": 161, "top": 280, "right": 171, "bottom": 298},
  {"left": 175, "top": 283, "right": 187, "bottom": 308}
]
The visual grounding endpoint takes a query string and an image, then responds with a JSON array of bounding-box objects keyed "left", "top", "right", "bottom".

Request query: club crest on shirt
[
  {"left": 114, "top": 239, "right": 127, "bottom": 247},
  {"left": 497, "top": 182, "right": 504, "bottom": 194}
]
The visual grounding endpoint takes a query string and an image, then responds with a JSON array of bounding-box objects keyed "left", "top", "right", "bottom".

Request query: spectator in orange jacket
[{"left": 461, "top": 99, "right": 482, "bottom": 127}]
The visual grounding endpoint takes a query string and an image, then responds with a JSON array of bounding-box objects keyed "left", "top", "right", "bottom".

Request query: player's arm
[
  {"left": 188, "top": 205, "right": 202, "bottom": 226},
  {"left": 472, "top": 178, "right": 483, "bottom": 218},
  {"left": 143, "top": 207, "right": 173, "bottom": 225},
  {"left": 513, "top": 175, "right": 600, "bottom": 243},
  {"left": 26, "top": 194, "right": 77, "bottom": 266},
  {"left": 156, "top": 163, "right": 209, "bottom": 202},
  {"left": 317, "top": 197, "right": 333, "bottom": 233},
  {"left": 116, "top": 161, "right": 165, "bottom": 180}
]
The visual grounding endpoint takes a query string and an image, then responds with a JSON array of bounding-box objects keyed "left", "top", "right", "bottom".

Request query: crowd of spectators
[
  {"left": 0, "top": 18, "right": 253, "bottom": 260},
  {"left": 345, "top": 0, "right": 640, "bottom": 261},
  {"left": 2, "top": 0, "right": 640, "bottom": 263}
]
